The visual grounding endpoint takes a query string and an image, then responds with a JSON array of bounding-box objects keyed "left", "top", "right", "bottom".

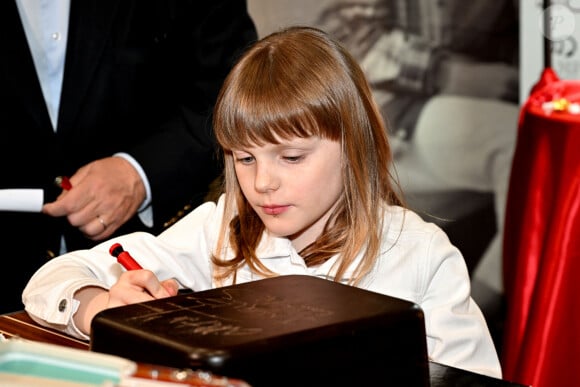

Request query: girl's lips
[{"left": 262, "top": 205, "right": 289, "bottom": 215}]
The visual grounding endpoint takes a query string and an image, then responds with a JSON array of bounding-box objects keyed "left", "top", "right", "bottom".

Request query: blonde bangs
[
  {"left": 214, "top": 32, "right": 348, "bottom": 150},
  {"left": 216, "top": 93, "right": 323, "bottom": 149}
]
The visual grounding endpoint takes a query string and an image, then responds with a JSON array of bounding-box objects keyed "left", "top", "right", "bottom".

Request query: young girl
[{"left": 22, "top": 26, "right": 501, "bottom": 378}]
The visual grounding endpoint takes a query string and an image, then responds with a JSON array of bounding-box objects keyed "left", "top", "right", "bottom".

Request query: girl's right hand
[
  {"left": 73, "top": 270, "right": 178, "bottom": 334},
  {"left": 108, "top": 269, "right": 177, "bottom": 306}
]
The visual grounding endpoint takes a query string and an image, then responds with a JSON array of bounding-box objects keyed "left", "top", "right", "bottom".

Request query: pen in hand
[
  {"left": 109, "top": 243, "right": 143, "bottom": 270},
  {"left": 54, "top": 176, "right": 72, "bottom": 191},
  {"left": 109, "top": 242, "right": 193, "bottom": 295}
]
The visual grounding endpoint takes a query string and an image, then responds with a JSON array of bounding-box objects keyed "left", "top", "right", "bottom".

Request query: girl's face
[{"left": 233, "top": 135, "right": 343, "bottom": 251}]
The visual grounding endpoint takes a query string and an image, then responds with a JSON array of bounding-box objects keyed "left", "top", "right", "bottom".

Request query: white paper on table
[{"left": 0, "top": 189, "right": 44, "bottom": 212}]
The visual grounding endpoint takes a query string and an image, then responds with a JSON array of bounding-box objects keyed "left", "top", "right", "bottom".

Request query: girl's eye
[
  {"left": 283, "top": 155, "right": 303, "bottom": 163},
  {"left": 235, "top": 155, "right": 255, "bottom": 164}
]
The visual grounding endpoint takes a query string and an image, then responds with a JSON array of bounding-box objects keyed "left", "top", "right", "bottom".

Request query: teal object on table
[{"left": 0, "top": 339, "right": 136, "bottom": 385}]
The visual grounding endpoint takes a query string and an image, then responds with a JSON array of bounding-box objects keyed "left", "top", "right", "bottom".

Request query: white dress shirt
[
  {"left": 22, "top": 195, "right": 502, "bottom": 379},
  {"left": 15, "top": 0, "right": 69, "bottom": 130}
]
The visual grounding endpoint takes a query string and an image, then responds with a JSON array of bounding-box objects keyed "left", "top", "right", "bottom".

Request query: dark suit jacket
[{"left": 0, "top": 0, "right": 257, "bottom": 313}]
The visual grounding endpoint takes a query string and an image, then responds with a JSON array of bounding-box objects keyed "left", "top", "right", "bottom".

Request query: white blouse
[{"left": 22, "top": 195, "right": 502, "bottom": 379}]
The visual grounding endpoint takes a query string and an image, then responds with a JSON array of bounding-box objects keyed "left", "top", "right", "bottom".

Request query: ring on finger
[{"left": 97, "top": 215, "right": 108, "bottom": 231}]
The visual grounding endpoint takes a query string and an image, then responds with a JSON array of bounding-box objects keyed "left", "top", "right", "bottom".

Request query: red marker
[
  {"left": 109, "top": 243, "right": 143, "bottom": 270},
  {"left": 55, "top": 176, "right": 72, "bottom": 190}
]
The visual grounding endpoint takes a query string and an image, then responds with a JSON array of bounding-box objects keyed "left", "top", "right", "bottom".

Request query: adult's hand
[{"left": 43, "top": 156, "right": 146, "bottom": 240}]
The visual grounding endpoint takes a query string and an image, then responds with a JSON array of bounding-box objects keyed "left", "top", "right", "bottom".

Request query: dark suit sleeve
[{"left": 126, "top": 0, "right": 257, "bottom": 232}]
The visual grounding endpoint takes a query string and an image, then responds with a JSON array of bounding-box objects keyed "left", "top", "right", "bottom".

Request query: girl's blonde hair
[{"left": 212, "top": 26, "right": 403, "bottom": 285}]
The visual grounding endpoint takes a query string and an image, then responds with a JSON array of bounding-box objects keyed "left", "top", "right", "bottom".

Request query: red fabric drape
[{"left": 502, "top": 69, "right": 580, "bottom": 386}]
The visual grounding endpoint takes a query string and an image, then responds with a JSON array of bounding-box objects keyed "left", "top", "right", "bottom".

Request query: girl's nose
[{"left": 254, "top": 162, "right": 280, "bottom": 192}]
